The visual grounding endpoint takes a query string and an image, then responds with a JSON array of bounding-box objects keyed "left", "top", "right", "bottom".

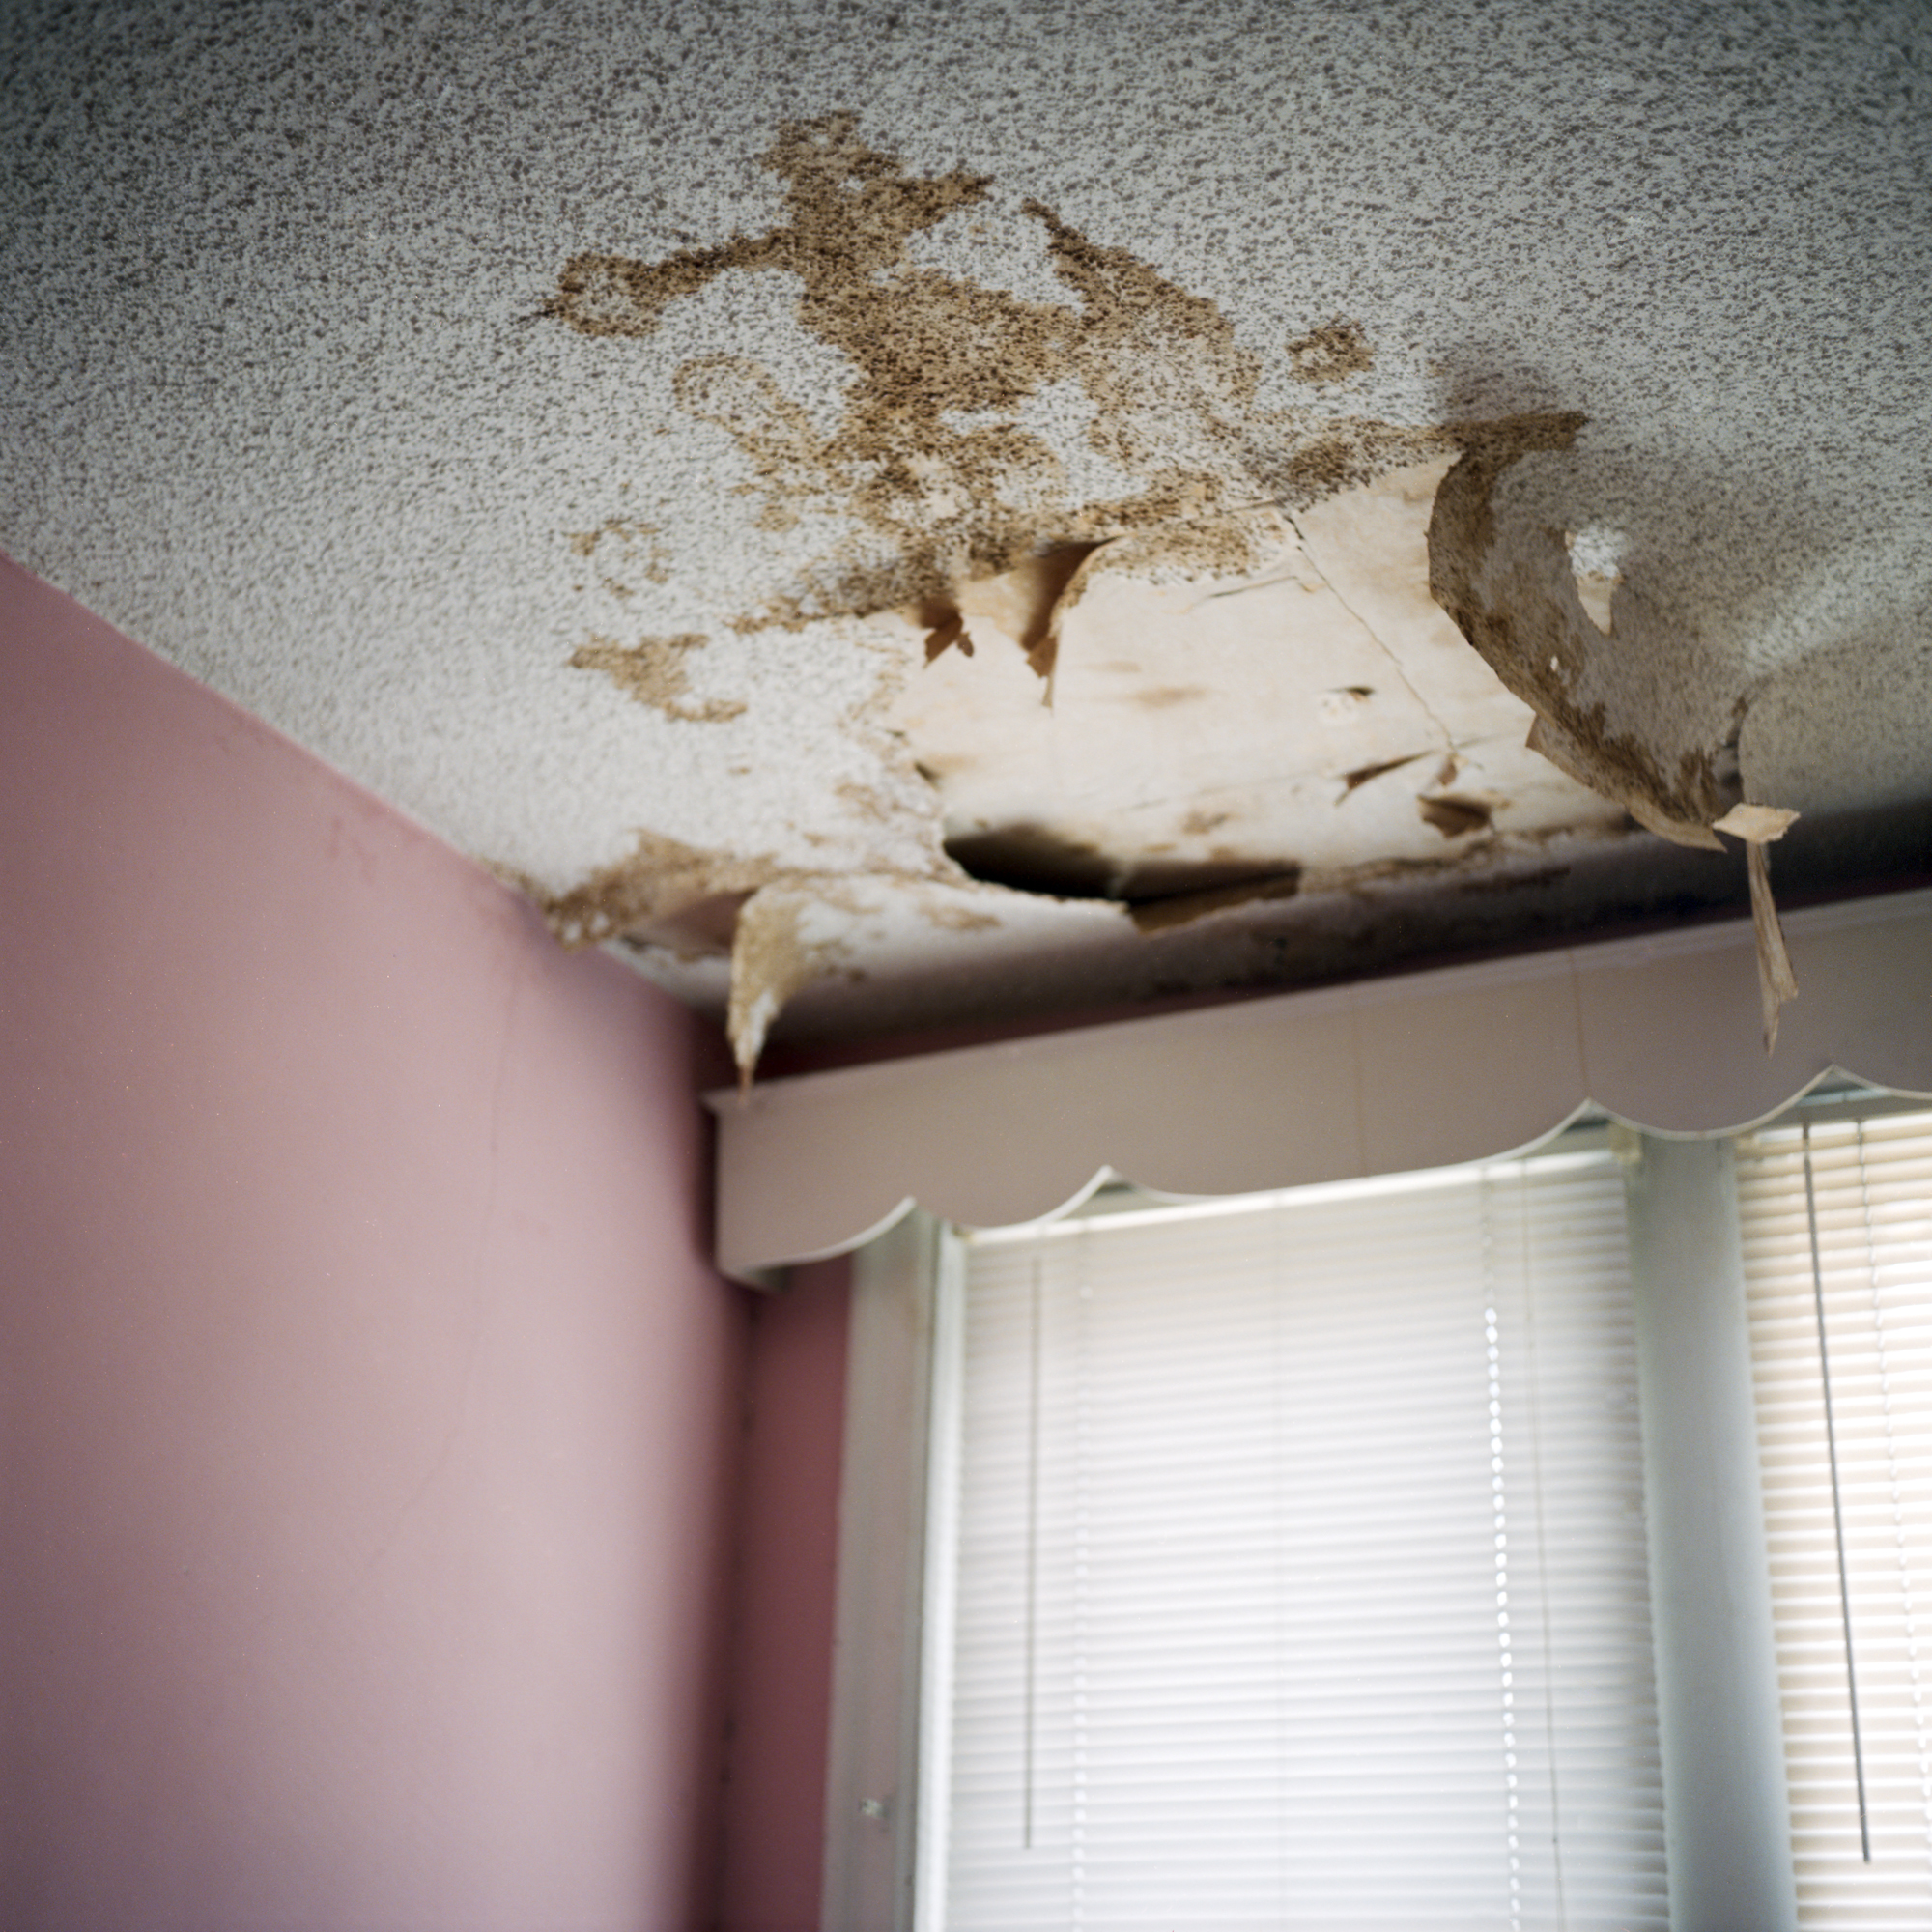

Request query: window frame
[{"left": 818, "top": 1091, "right": 1927, "bottom": 1931}]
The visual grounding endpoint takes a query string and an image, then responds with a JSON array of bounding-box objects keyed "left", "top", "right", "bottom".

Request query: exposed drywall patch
[
  {"left": 569, "top": 634, "right": 748, "bottom": 723},
  {"left": 1286, "top": 321, "right": 1375, "bottom": 385},
  {"left": 895, "top": 459, "right": 1636, "bottom": 945}
]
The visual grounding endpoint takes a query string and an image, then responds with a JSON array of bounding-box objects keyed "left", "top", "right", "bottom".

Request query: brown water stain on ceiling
[
  {"left": 536, "top": 111, "right": 1805, "bottom": 1074},
  {"left": 569, "top": 634, "right": 747, "bottom": 723},
  {"left": 543, "top": 111, "right": 1451, "bottom": 639},
  {"left": 1286, "top": 320, "right": 1376, "bottom": 385},
  {"left": 540, "top": 829, "right": 785, "bottom": 952}
]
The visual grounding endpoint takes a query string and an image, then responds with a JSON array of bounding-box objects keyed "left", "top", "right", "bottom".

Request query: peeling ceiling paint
[{"left": 3, "top": 1, "right": 1928, "bottom": 1068}]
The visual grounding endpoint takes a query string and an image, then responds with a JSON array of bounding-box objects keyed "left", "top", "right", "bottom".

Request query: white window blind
[
  {"left": 940, "top": 1151, "right": 1666, "bottom": 1930},
  {"left": 1741, "top": 1105, "right": 1932, "bottom": 1929}
]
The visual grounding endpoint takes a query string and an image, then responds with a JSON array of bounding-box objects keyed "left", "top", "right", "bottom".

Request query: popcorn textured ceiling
[{"left": 4, "top": 0, "right": 1928, "bottom": 1064}]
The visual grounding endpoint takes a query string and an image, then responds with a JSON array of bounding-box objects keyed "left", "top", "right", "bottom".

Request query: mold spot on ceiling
[
  {"left": 565, "top": 519, "right": 672, "bottom": 597},
  {"left": 1286, "top": 320, "right": 1376, "bottom": 385},
  {"left": 569, "top": 634, "right": 747, "bottom": 723}
]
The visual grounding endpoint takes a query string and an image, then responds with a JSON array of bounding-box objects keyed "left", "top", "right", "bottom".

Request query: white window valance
[{"left": 707, "top": 888, "right": 1932, "bottom": 1283}]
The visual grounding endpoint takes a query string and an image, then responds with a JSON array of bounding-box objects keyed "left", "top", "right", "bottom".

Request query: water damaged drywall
[{"left": 531, "top": 113, "right": 1807, "bottom": 1077}]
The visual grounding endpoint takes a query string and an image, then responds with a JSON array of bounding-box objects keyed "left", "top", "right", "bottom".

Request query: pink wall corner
[
  {"left": 0, "top": 554, "right": 752, "bottom": 1932},
  {"left": 717, "top": 1257, "right": 853, "bottom": 1932}
]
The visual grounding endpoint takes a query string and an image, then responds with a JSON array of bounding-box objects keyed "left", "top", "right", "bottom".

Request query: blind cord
[
  {"left": 1804, "top": 1122, "right": 1873, "bottom": 1863},
  {"left": 1482, "top": 1177, "right": 1529, "bottom": 1930},
  {"left": 1022, "top": 1248, "right": 1042, "bottom": 1853},
  {"left": 1518, "top": 1167, "right": 1572, "bottom": 1930},
  {"left": 1852, "top": 1122, "right": 1932, "bottom": 1882}
]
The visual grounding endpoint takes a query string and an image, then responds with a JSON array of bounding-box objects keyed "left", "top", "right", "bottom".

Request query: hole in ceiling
[
  {"left": 944, "top": 822, "right": 1117, "bottom": 898},
  {"left": 945, "top": 820, "right": 1304, "bottom": 925}
]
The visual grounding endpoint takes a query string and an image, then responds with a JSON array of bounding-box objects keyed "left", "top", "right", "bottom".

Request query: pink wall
[
  {"left": 718, "top": 1258, "right": 852, "bottom": 1932},
  {"left": 0, "top": 556, "right": 751, "bottom": 1931}
]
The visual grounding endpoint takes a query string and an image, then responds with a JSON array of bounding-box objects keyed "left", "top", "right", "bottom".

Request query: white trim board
[
  {"left": 708, "top": 889, "right": 1932, "bottom": 1282},
  {"left": 818, "top": 1212, "right": 963, "bottom": 1932}
]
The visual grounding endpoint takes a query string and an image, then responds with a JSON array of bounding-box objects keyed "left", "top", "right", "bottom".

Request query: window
[
  {"left": 934, "top": 1144, "right": 1664, "bottom": 1928},
  {"left": 1742, "top": 1103, "right": 1932, "bottom": 1928},
  {"left": 819, "top": 1088, "right": 1932, "bottom": 1932}
]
